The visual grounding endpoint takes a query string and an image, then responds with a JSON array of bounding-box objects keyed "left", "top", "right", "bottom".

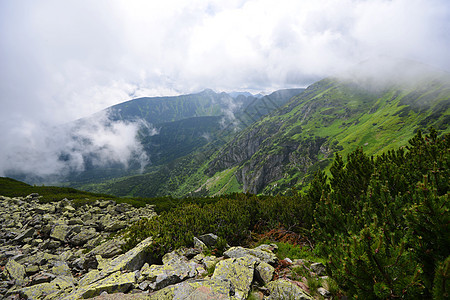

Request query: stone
[
  {"left": 69, "top": 271, "right": 136, "bottom": 299},
  {"left": 34, "top": 203, "right": 56, "bottom": 214},
  {"left": 212, "top": 256, "right": 256, "bottom": 299},
  {"left": 50, "top": 224, "right": 70, "bottom": 242},
  {"left": 224, "top": 246, "right": 277, "bottom": 265},
  {"left": 70, "top": 227, "right": 99, "bottom": 246},
  {"left": 105, "top": 220, "right": 128, "bottom": 232},
  {"left": 31, "top": 272, "right": 57, "bottom": 285},
  {"left": 102, "top": 236, "right": 153, "bottom": 275},
  {"left": 255, "top": 261, "right": 274, "bottom": 284},
  {"left": 68, "top": 218, "right": 84, "bottom": 225},
  {"left": 5, "top": 259, "right": 26, "bottom": 285},
  {"left": 265, "top": 279, "right": 314, "bottom": 300},
  {"left": 90, "top": 237, "right": 125, "bottom": 258},
  {"left": 11, "top": 275, "right": 75, "bottom": 300},
  {"left": 318, "top": 287, "right": 332, "bottom": 297},
  {"left": 25, "top": 264, "right": 40, "bottom": 275},
  {"left": 13, "top": 227, "right": 35, "bottom": 243},
  {"left": 193, "top": 237, "right": 207, "bottom": 250},
  {"left": 196, "top": 233, "right": 219, "bottom": 247},
  {"left": 51, "top": 261, "right": 72, "bottom": 276},
  {"left": 310, "top": 262, "right": 327, "bottom": 276},
  {"left": 149, "top": 278, "right": 233, "bottom": 300},
  {"left": 254, "top": 243, "right": 278, "bottom": 253},
  {"left": 203, "top": 256, "right": 219, "bottom": 270},
  {"left": 138, "top": 259, "right": 197, "bottom": 291}
]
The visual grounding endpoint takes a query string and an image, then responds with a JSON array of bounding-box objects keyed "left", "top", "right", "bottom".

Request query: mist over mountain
[
  {"left": 49, "top": 59, "right": 448, "bottom": 198},
  {"left": 2, "top": 88, "right": 302, "bottom": 186}
]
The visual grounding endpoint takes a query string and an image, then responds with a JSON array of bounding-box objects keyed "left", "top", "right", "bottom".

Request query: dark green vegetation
[
  {"left": 122, "top": 128, "right": 449, "bottom": 299},
  {"left": 0, "top": 177, "right": 212, "bottom": 213},
  {"left": 1, "top": 128, "right": 448, "bottom": 298},
  {"left": 0, "top": 177, "right": 118, "bottom": 206}
]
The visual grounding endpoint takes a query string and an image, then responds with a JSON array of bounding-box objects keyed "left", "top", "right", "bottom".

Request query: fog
[{"left": 0, "top": 0, "right": 449, "bottom": 179}]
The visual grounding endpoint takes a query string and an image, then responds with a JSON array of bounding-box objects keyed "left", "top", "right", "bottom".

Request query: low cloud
[
  {"left": 0, "top": 0, "right": 448, "bottom": 179},
  {"left": 0, "top": 111, "right": 153, "bottom": 181}
]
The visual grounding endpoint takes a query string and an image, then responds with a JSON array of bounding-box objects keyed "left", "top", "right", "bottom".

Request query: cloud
[
  {"left": 0, "top": 110, "right": 152, "bottom": 180},
  {"left": 0, "top": 0, "right": 449, "bottom": 180}
]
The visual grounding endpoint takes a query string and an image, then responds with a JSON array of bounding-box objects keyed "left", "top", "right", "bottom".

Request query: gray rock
[
  {"left": 11, "top": 275, "right": 74, "bottom": 299},
  {"left": 50, "top": 224, "right": 70, "bottom": 242},
  {"left": 318, "top": 287, "right": 332, "bottom": 297},
  {"left": 102, "top": 236, "right": 153, "bottom": 275},
  {"left": 13, "top": 228, "right": 35, "bottom": 243},
  {"left": 90, "top": 237, "right": 125, "bottom": 258},
  {"left": 70, "top": 227, "right": 99, "bottom": 246},
  {"left": 255, "top": 261, "right": 275, "bottom": 284},
  {"left": 149, "top": 278, "right": 233, "bottom": 299},
  {"left": 310, "top": 262, "right": 327, "bottom": 276},
  {"left": 224, "top": 245, "right": 278, "bottom": 265},
  {"left": 212, "top": 256, "right": 256, "bottom": 299},
  {"left": 67, "top": 271, "right": 136, "bottom": 299},
  {"left": 197, "top": 233, "right": 219, "bottom": 247},
  {"left": 5, "top": 259, "right": 26, "bottom": 285},
  {"left": 138, "top": 258, "right": 197, "bottom": 291},
  {"left": 193, "top": 237, "right": 207, "bottom": 250},
  {"left": 30, "top": 272, "right": 56, "bottom": 285},
  {"left": 265, "top": 279, "right": 314, "bottom": 300}
]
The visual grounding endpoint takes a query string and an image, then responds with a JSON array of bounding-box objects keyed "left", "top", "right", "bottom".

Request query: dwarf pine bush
[{"left": 311, "top": 128, "right": 449, "bottom": 299}]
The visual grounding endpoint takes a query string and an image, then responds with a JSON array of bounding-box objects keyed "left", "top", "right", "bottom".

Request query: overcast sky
[{"left": 0, "top": 0, "right": 449, "bottom": 178}]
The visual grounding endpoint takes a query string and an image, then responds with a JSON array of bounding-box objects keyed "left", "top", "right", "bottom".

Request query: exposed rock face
[{"left": 1, "top": 195, "right": 329, "bottom": 299}]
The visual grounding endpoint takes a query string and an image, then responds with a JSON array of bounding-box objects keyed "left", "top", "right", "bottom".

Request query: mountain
[
  {"left": 87, "top": 60, "right": 449, "bottom": 197},
  {"left": 55, "top": 88, "right": 304, "bottom": 188},
  {"left": 206, "top": 68, "right": 450, "bottom": 194}
]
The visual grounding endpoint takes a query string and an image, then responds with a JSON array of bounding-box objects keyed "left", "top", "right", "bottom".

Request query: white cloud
[
  {"left": 0, "top": 0, "right": 448, "bottom": 179},
  {"left": 0, "top": 111, "right": 152, "bottom": 179}
]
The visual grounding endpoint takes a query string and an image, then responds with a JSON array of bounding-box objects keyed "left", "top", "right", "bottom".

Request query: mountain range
[{"left": 7, "top": 59, "right": 450, "bottom": 198}]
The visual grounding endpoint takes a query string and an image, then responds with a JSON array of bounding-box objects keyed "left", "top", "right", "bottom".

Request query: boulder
[
  {"left": 149, "top": 278, "right": 234, "bottom": 300},
  {"left": 224, "top": 246, "right": 277, "bottom": 265},
  {"left": 70, "top": 227, "right": 99, "bottom": 246},
  {"left": 5, "top": 259, "right": 26, "bottom": 285},
  {"left": 255, "top": 261, "right": 274, "bottom": 284},
  {"left": 265, "top": 279, "right": 314, "bottom": 300},
  {"left": 10, "top": 275, "right": 75, "bottom": 300},
  {"left": 138, "top": 259, "right": 197, "bottom": 291},
  {"left": 80, "top": 271, "right": 136, "bottom": 299},
  {"left": 196, "top": 233, "right": 219, "bottom": 247},
  {"left": 193, "top": 237, "right": 207, "bottom": 250},
  {"left": 90, "top": 237, "right": 126, "bottom": 258},
  {"left": 310, "top": 262, "right": 327, "bottom": 276},
  {"left": 13, "top": 227, "right": 35, "bottom": 243},
  {"left": 50, "top": 224, "right": 70, "bottom": 242},
  {"left": 102, "top": 236, "right": 153, "bottom": 275},
  {"left": 212, "top": 256, "right": 256, "bottom": 299}
]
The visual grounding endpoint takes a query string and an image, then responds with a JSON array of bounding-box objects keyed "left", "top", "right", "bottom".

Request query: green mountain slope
[
  {"left": 206, "top": 72, "right": 450, "bottom": 194},
  {"left": 71, "top": 60, "right": 450, "bottom": 198}
]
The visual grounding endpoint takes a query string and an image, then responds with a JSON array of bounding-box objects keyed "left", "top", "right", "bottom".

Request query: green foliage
[
  {"left": 0, "top": 177, "right": 117, "bottom": 205},
  {"left": 432, "top": 256, "right": 450, "bottom": 299},
  {"left": 311, "top": 128, "right": 449, "bottom": 299},
  {"left": 122, "top": 192, "right": 310, "bottom": 260}
]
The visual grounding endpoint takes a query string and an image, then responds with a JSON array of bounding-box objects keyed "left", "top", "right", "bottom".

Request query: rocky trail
[{"left": 1, "top": 195, "right": 332, "bottom": 299}]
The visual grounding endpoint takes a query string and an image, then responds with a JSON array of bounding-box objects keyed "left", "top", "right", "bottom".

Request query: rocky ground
[{"left": 1, "top": 195, "right": 333, "bottom": 299}]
